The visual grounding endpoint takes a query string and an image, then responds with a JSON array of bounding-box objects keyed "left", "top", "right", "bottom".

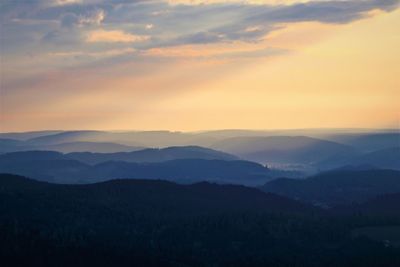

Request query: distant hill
[
  {"left": 326, "top": 133, "right": 400, "bottom": 152},
  {"left": 2, "top": 131, "right": 398, "bottom": 176},
  {"left": 44, "top": 142, "right": 143, "bottom": 153},
  {"left": 212, "top": 136, "right": 357, "bottom": 166},
  {"left": 84, "top": 159, "right": 269, "bottom": 185},
  {"left": 0, "top": 138, "right": 142, "bottom": 154},
  {"left": 67, "top": 146, "right": 238, "bottom": 165},
  {"left": 317, "top": 147, "right": 400, "bottom": 171},
  {"left": 26, "top": 131, "right": 111, "bottom": 146},
  {"left": 347, "top": 147, "right": 400, "bottom": 170},
  {"left": 0, "top": 151, "right": 68, "bottom": 162},
  {"left": 0, "top": 131, "right": 63, "bottom": 141},
  {"left": 0, "top": 138, "right": 34, "bottom": 153},
  {"left": 0, "top": 150, "right": 269, "bottom": 185},
  {"left": 260, "top": 170, "right": 400, "bottom": 207},
  {"left": 25, "top": 130, "right": 215, "bottom": 147},
  {"left": 0, "top": 151, "right": 88, "bottom": 183}
]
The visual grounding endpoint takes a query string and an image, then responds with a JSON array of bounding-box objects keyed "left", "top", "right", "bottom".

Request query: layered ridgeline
[
  {"left": 211, "top": 136, "right": 357, "bottom": 166},
  {"left": 325, "top": 133, "right": 400, "bottom": 152},
  {"left": 317, "top": 147, "right": 400, "bottom": 171},
  {"left": 0, "top": 138, "right": 144, "bottom": 154},
  {"left": 211, "top": 136, "right": 400, "bottom": 171},
  {"left": 1, "top": 173, "right": 400, "bottom": 267},
  {"left": 260, "top": 170, "right": 400, "bottom": 207},
  {"left": 66, "top": 146, "right": 238, "bottom": 164},
  {"left": 0, "top": 149, "right": 270, "bottom": 185},
  {"left": 0, "top": 130, "right": 217, "bottom": 149},
  {"left": 1, "top": 131, "right": 399, "bottom": 174}
]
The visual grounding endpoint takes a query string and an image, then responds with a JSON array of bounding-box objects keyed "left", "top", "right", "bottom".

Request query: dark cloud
[
  {"left": 1, "top": 0, "right": 399, "bottom": 57},
  {"left": 247, "top": 0, "right": 400, "bottom": 24},
  {"left": 61, "top": 12, "right": 80, "bottom": 27}
]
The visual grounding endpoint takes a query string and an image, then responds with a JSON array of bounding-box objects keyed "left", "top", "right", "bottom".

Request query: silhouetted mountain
[
  {"left": 0, "top": 151, "right": 269, "bottom": 185},
  {"left": 1, "top": 174, "right": 399, "bottom": 267},
  {"left": 260, "top": 170, "right": 400, "bottom": 207},
  {"left": 0, "top": 173, "right": 312, "bottom": 216},
  {"left": 67, "top": 146, "right": 238, "bottom": 165},
  {"left": 212, "top": 136, "right": 357, "bottom": 166},
  {"left": 350, "top": 193, "right": 400, "bottom": 216}
]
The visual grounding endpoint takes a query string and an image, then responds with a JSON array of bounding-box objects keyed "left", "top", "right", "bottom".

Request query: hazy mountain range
[
  {"left": 0, "top": 150, "right": 269, "bottom": 185},
  {"left": 1, "top": 130, "right": 399, "bottom": 175},
  {"left": 1, "top": 130, "right": 399, "bottom": 267}
]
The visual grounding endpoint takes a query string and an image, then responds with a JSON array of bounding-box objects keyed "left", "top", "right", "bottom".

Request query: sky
[{"left": 0, "top": 0, "right": 399, "bottom": 132}]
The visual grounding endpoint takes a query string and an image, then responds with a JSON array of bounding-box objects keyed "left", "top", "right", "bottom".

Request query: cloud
[
  {"left": 142, "top": 41, "right": 284, "bottom": 60},
  {"left": 101, "top": 0, "right": 399, "bottom": 48},
  {"left": 49, "top": 47, "right": 136, "bottom": 58},
  {"left": 78, "top": 9, "right": 105, "bottom": 25},
  {"left": 54, "top": 0, "right": 83, "bottom": 6},
  {"left": 246, "top": 0, "right": 400, "bottom": 24},
  {"left": 61, "top": 9, "right": 105, "bottom": 27},
  {"left": 86, "top": 29, "right": 150, "bottom": 43},
  {"left": 166, "top": 0, "right": 395, "bottom": 6},
  {"left": 1, "top": 0, "right": 399, "bottom": 68}
]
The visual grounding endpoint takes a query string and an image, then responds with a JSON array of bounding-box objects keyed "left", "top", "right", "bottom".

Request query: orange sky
[{"left": 0, "top": 1, "right": 399, "bottom": 131}]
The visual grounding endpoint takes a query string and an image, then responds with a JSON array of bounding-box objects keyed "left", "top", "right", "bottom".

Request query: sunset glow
[{"left": 1, "top": 0, "right": 399, "bottom": 131}]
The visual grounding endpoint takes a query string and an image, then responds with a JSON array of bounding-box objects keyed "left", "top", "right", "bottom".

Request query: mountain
[
  {"left": 260, "top": 170, "right": 400, "bottom": 207},
  {"left": 347, "top": 147, "right": 400, "bottom": 170},
  {"left": 85, "top": 159, "right": 270, "bottom": 185},
  {"left": 43, "top": 142, "right": 143, "bottom": 153},
  {"left": 0, "top": 130, "right": 63, "bottom": 140},
  {"left": 326, "top": 133, "right": 400, "bottom": 152},
  {"left": 3, "top": 129, "right": 398, "bottom": 149},
  {"left": 0, "top": 138, "right": 34, "bottom": 153},
  {"left": 0, "top": 173, "right": 312, "bottom": 216},
  {"left": 25, "top": 130, "right": 215, "bottom": 147},
  {"left": 26, "top": 130, "right": 111, "bottom": 145},
  {"left": 318, "top": 147, "right": 400, "bottom": 171},
  {"left": 0, "top": 150, "right": 68, "bottom": 162},
  {"left": 67, "top": 146, "right": 238, "bottom": 165},
  {"left": 349, "top": 193, "right": 400, "bottom": 216},
  {"left": 0, "top": 137, "right": 142, "bottom": 154},
  {"left": 1, "top": 174, "right": 399, "bottom": 267},
  {"left": 0, "top": 151, "right": 89, "bottom": 183},
  {"left": 0, "top": 151, "right": 269, "bottom": 185},
  {"left": 212, "top": 136, "right": 357, "bottom": 166}
]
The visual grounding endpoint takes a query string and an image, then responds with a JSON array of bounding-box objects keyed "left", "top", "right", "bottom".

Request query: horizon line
[{"left": 1, "top": 127, "right": 399, "bottom": 135}]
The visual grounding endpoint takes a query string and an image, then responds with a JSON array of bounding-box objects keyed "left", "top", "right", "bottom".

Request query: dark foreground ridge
[
  {"left": 261, "top": 169, "right": 400, "bottom": 207},
  {"left": 1, "top": 173, "right": 400, "bottom": 267}
]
